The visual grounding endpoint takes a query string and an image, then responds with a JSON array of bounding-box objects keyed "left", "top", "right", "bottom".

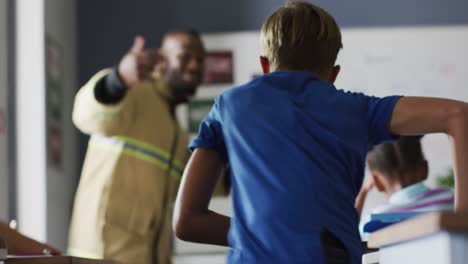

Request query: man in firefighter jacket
[{"left": 68, "top": 31, "right": 208, "bottom": 264}]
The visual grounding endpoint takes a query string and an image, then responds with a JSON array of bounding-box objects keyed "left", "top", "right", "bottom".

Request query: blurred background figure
[
  {"left": 68, "top": 31, "right": 205, "bottom": 264},
  {"left": 356, "top": 136, "right": 454, "bottom": 239}
]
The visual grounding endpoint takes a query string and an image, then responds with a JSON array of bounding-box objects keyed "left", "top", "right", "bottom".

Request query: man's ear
[
  {"left": 260, "top": 56, "right": 270, "bottom": 74},
  {"left": 329, "top": 65, "right": 341, "bottom": 83}
]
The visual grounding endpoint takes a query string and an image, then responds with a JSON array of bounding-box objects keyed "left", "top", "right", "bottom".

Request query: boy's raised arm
[
  {"left": 173, "top": 148, "right": 230, "bottom": 246},
  {"left": 389, "top": 96, "right": 468, "bottom": 211}
]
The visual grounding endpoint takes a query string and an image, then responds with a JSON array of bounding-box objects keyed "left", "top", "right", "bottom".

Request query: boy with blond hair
[{"left": 173, "top": 1, "right": 468, "bottom": 263}]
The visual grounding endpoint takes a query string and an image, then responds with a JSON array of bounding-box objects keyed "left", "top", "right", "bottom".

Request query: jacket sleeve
[{"left": 72, "top": 69, "right": 136, "bottom": 136}]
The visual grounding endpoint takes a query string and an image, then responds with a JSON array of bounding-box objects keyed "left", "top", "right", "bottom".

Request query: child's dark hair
[{"left": 367, "top": 136, "right": 425, "bottom": 179}]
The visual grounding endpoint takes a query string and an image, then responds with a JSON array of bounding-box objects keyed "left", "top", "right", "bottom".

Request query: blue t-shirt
[{"left": 189, "top": 71, "right": 401, "bottom": 264}]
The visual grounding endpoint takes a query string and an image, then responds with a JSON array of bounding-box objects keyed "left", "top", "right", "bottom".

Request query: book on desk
[
  {"left": 364, "top": 212, "right": 468, "bottom": 264},
  {"left": 363, "top": 211, "right": 425, "bottom": 233},
  {"left": 3, "top": 255, "right": 120, "bottom": 264}
]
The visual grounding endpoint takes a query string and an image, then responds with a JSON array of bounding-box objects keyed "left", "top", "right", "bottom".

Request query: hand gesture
[{"left": 117, "top": 36, "right": 163, "bottom": 88}]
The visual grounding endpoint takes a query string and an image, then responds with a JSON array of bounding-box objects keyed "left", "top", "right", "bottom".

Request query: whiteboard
[
  {"left": 174, "top": 25, "right": 468, "bottom": 255},
  {"left": 338, "top": 26, "right": 468, "bottom": 185},
  {"left": 334, "top": 25, "right": 468, "bottom": 217}
]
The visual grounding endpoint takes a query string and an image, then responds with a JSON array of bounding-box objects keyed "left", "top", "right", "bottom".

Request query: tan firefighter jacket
[{"left": 68, "top": 69, "right": 191, "bottom": 264}]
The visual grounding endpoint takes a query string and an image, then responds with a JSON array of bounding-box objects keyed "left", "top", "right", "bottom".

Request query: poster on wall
[
  {"left": 187, "top": 99, "right": 214, "bottom": 133},
  {"left": 203, "top": 51, "right": 234, "bottom": 84},
  {"left": 46, "top": 34, "right": 63, "bottom": 168}
]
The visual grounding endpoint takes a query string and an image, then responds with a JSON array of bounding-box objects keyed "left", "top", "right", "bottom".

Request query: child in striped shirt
[{"left": 356, "top": 136, "right": 453, "bottom": 238}]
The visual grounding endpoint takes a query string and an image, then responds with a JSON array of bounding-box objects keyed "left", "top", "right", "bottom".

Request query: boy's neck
[{"left": 273, "top": 67, "right": 331, "bottom": 82}]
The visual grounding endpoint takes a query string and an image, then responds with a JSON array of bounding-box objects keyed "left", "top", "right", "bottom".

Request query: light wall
[
  {"left": 16, "top": 0, "right": 47, "bottom": 241},
  {"left": 15, "top": 0, "right": 78, "bottom": 250},
  {"left": 0, "top": 0, "right": 9, "bottom": 220}
]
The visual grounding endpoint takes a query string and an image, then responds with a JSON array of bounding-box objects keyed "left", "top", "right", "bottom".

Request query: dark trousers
[{"left": 321, "top": 229, "right": 350, "bottom": 264}]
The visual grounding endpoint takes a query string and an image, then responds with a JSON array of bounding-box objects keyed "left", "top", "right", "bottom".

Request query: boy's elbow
[
  {"left": 173, "top": 211, "right": 194, "bottom": 241},
  {"left": 173, "top": 218, "right": 187, "bottom": 240}
]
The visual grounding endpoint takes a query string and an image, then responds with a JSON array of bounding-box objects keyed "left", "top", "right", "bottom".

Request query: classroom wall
[
  {"left": 44, "top": 0, "right": 79, "bottom": 250},
  {"left": 0, "top": 0, "right": 9, "bottom": 221},
  {"left": 14, "top": 0, "right": 78, "bottom": 249},
  {"left": 77, "top": 0, "right": 468, "bottom": 86}
]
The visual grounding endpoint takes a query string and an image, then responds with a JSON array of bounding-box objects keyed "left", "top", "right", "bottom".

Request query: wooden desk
[
  {"left": 4, "top": 256, "right": 119, "bottom": 264},
  {"left": 365, "top": 212, "right": 468, "bottom": 264}
]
